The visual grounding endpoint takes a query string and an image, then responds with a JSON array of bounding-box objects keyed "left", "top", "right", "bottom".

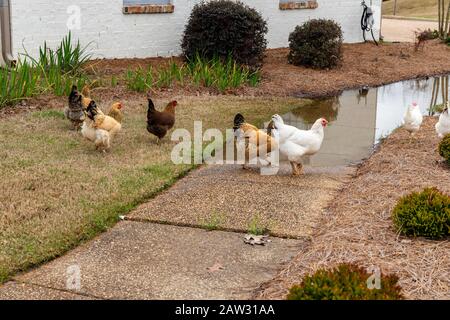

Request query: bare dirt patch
[{"left": 255, "top": 117, "right": 450, "bottom": 300}]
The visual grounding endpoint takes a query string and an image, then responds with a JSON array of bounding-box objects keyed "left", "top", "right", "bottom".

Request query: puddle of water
[{"left": 277, "top": 75, "right": 449, "bottom": 167}]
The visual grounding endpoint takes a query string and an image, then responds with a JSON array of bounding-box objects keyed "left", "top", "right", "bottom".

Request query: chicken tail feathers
[
  {"left": 233, "top": 113, "right": 245, "bottom": 131},
  {"left": 147, "top": 97, "right": 156, "bottom": 118}
]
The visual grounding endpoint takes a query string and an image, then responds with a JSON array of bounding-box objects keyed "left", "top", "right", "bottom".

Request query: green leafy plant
[
  {"left": 439, "top": 134, "right": 450, "bottom": 165},
  {"left": 202, "top": 212, "right": 225, "bottom": 231},
  {"left": 186, "top": 54, "right": 261, "bottom": 92},
  {"left": 0, "top": 32, "right": 94, "bottom": 102},
  {"left": 34, "top": 32, "right": 92, "bottom": 75},
  {"left": 392, "top": 187, "right": 450, "bottom": 239},
  {"left": 125, "top": 67, "right": 150, "bottom": 92},
  {"left": 181, "top": 0, "right": 268, "bottom": 67},
  {"left": 156, "top": 67, "right": 173, "bottom": 88},
  {"left": 287, "top": 264, "right": 404, "bottom": 300},
  {"left": 124, "top": 55, "right": 261, "bottom": 93},
  {"left": 0, "top": 61, "right": 40, "bottom": 107},
  {"left": 247, "top": 214, "right": 267, "bottom": 235},
  {"left": 288, "top": 19, "right": 343, "bottom": 69}
]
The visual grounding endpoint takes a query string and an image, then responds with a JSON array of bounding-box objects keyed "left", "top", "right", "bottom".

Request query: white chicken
[
  {"left": 402, "top": 102, "right": 423, "bottom": 135},
  {"left": 270, "top": 115, "right": 328, "bottom": 176},
  {"left": 435, "top": 102, "right": 450, "bottom": 138},
  {"left": 81, "top": 119, "right": 111, "bottom": 151}
]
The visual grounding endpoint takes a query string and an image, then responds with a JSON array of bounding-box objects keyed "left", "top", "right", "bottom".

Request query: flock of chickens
[
  {"left": 64, "top": 85, "right": 177, "bottom": 150},
  {"left": 403, "top": 101, "right": 450, "bottom": 139},
  {"left": 233, "top": 101, "right": 450, "bottom": 176},
  {"left": 233, "top": 113, "right": 328, "bottom": 175},
  {"left": 65, "top": 85, "right": 450, "bottom": 176}
]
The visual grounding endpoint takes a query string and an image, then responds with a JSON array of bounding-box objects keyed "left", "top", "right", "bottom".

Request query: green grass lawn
[{"left": 0, "top": 95, "right": 304, "bottom": 283}]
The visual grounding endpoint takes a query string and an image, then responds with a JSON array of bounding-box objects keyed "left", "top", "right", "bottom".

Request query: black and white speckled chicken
[{"left": 64, "top": 85, "right": 85, "bottom": 130}]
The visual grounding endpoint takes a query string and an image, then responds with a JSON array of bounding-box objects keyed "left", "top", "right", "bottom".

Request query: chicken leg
[
  {"left": 296, "top": 162, "right": 304, "bottom": 175},
  {"left": 290, "top": 162, "right": 300, "bottom": 176},
  {"left": 290, "top": 162, "right": 304, "bottom": 176}
]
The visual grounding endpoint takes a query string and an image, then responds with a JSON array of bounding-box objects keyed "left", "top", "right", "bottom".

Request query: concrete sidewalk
[
  {"left": 0, "top": 164, "right": 353, "bottom": 300},
  {"left": 382, "top": 17, "right": 439, "bottom": 43}
]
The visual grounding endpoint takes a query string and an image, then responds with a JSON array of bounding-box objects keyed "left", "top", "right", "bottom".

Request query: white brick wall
[{"left": 10, "top": 0, "right": 381, "bottom": 59}]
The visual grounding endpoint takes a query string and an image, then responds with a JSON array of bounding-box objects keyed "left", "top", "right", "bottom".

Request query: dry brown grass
[
  {"left": 383, "top": 0, "right": 440, "bottom": 20},
  {"left": 255, "top": 117, "right": 450, "bottom": 300},
  {"left": 0, "top": 95, "right": 303, "bottom": 283}
]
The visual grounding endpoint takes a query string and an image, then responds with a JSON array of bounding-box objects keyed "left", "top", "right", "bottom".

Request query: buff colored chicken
[
  {"left": 81, "top": 85, "right": 93, "bottom": 109},
  {"left": 81, "top": 101, "right": 111, "bottom": 152},
  {"left": 107, "top": 102, "right": 124, "bottom": 123},
  {"left": 233, "top": 113, "right": 277, "bottom": 170},
  {"left": 85, "top": 101, "right": 122, "bottom": 137}
]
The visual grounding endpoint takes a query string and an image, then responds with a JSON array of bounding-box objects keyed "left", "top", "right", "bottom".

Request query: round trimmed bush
[
  {"left": 181, "top": 0, "right": 268, "bottom": 67},
  {"left": 438, "top": 134, "right": 450, "bottom": 165},
  {"left": 392, "top": 188, "right": 450, "bottom": 239},
  {"left": 287, "top": 264, "right": 403, "bottom": 300},
  {"left": 288, "top": 19, "right": 343, "bottom": 69}
]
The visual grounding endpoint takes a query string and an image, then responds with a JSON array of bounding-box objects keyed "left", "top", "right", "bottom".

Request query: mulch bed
[
  {"left": 86, "top": 41, "right": 450, "bottom": 98},
  {"left": 253, "top": 41, "right": 450, "bottom": 97},
  {"left": 254, "top": 117, "right": 450, "bottom": 300},
  {"left": 1, "top": 41, "right": 449, "bottom": 119}
]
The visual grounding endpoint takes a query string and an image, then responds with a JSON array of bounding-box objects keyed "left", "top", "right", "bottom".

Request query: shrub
[
  {"left": 392, "top": 188, "right": 450, "bottom": 239},
  {"left": 287, "top": 264, "right": 403, "bottom": 300},
  {"left": 414, "top": 29, "right": 440, "bottom": 51},
  {"left": 181, "top": 0, "right": 268, "bottom": 67},
  {"left": 288, "top": 19, "right": 343, "bottom": 69},
  {"left": 439, "top": 134, "right": 450, "bottom": 165}
]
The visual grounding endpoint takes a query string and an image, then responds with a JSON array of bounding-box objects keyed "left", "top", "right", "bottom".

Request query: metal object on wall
[{"left": 0, "top": 0, "right": 15, "bottom": 66}]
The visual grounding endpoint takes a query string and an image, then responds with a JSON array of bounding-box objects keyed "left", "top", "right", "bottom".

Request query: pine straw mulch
[
  {"left": 254, "top": 41, "right": 450, "bottom": 98},
  {"left": 255, "top": 117, "right": 450, "bottom": 300}
]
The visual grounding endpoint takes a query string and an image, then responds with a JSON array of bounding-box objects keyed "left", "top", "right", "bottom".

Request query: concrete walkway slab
[
  {"left": 0, "top": 281, "right": 93, "bottom": 300},
  {"left": 382, "top": 18, "right": 439, "bottom": 42},
  {"left": 131, "top": 164, "right": 354, "bottom": 238},
  {"left": 12, "top": 221, "right": 305, "bottom": 300}
]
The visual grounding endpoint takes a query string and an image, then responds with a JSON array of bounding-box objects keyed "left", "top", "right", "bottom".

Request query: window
[
  {"left": 124, "top": 0, "right": 170, "bottom": 4},
  {"left": 279, "top": 0, "right": 319, "bottom": 10},
  {"left": 123, "top": 0, "right": 174, "bottom": 14}
]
